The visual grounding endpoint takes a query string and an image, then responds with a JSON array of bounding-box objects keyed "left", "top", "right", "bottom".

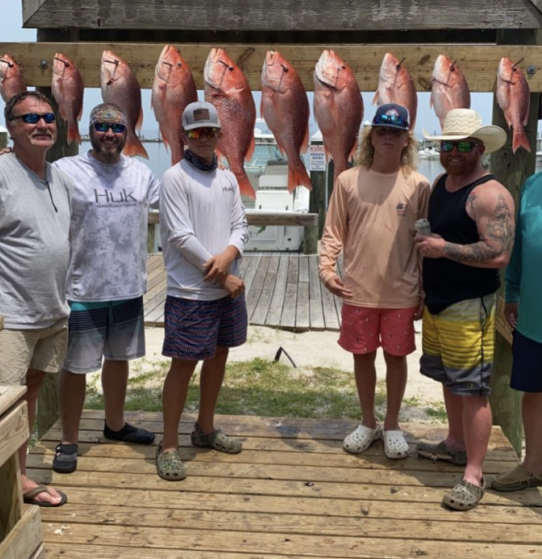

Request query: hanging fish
[
  {"left": 261, "top": 50, "right": 311, "bottom": 192},
  {"left": 431, "top": 55, "right": 470, "bottom": 130},
  {"left": 204, "top": 48, "right": 256, "bottom": 199},
  {"left": 51, "top": 53, "right": 84, "bottom": 144},
  {"left": 496, "top": 57, "right": 531, "bottom": 154},
  {"left": 100, "top": 50, "right": 148, "bottom": 159},
  {"left": 374, "top": 53, "right": 418, "bottom": 130},
  {"left": 314, "top": 49, "right": 363, "bottom": 182},
  {"left": 0, "top": 54, "right": 27, "bottom": 102},
  {"left": 152, "top": 45, "right": 197, "bottom": 165}
]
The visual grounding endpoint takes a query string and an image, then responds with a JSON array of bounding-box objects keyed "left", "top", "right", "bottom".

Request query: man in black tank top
[{"left": 413, "top": 109, "right": 516, "bottom": 511}]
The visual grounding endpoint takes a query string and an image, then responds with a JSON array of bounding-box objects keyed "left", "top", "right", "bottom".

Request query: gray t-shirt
[
  {"left": 54, "top": 152, "right": 160, "bottom": 302},
  {"left": 0, "top": 153, "right": 72, "bottom": 329}
]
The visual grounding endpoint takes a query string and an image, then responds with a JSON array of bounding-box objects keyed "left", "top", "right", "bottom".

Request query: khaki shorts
[{"left": 0, "top": 318, "right": 68, "bottom": 385}]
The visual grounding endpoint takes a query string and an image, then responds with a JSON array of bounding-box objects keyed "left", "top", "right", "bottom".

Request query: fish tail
[
  {"left": 67, "top": 123, "right": 81, "bottom": 145},
  {"left": 237, "top": 172, "right": 256, "bottom": 199},
  {"left": 332, "top": 159, "right": 348, "bottom": 183},
  {"left": 288, "top": 164, "right": 312, "bottom": 193},
  {"left": 512, "top": 126, "right": 531, "bottom": 154},
  {"left": 123, "top": 132, "right": 149, "bottom": 159}
]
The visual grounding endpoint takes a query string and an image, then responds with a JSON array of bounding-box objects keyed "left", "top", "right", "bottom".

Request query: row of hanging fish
[{"left": 0, "top": 49, "right": 533, "bottom": 199}]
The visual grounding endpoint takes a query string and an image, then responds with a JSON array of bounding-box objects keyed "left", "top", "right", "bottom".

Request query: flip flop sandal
[
  {"left": 52, "top": 443, "right": 78, "bottom": 474},
  {"left": 343, "top": 423, "right": 382, "bottom": 454},
  {"left": 442, "top": 477, "right": 486, "bottom": 511},
  {"left": 491, "top": 464, "right": 542, "bottom": 492},
  {"left": 191, "top": 423, "right": 243, "bottom": 454},
  {"left": 23, "top": 484, "right": 68, "bottom": 508},
  {"left": 156, "top": 444, "right": 186, "bottom": 481},
  {"left": 383, "top": 430, "right": 410, "bottom": 460},
  {"left": 416, "top": 440, "right": 467, "bottom": 466},
  {"left": 104, "top": 421, "right": 155, "bottom": 445}
]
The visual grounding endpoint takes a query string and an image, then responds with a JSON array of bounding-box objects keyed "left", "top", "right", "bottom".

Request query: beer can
[{"left": 415, "top": 219, "right": 431, "bottom": 236}]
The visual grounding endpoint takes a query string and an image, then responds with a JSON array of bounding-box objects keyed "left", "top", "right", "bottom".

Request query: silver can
[{"left": 415, "top": 219, "right": 431, "bottom": 236}]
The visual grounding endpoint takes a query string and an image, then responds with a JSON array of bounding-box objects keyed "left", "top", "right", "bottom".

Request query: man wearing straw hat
[{"left": 414, "top": 108, "right": 515, "bottom": 511}]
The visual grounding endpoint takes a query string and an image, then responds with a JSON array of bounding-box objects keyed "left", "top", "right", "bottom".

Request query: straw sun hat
[{"left": 423, "top": 109, "right": 507, "bottom": 154}]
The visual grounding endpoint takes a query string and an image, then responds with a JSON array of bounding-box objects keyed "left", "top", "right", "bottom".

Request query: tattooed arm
[{"left": 443, "top": 184, "right": 515, "bottom": 268}]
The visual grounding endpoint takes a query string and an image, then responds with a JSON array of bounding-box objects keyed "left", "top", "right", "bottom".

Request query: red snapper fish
[
  {"left": 496, "top": 57, "right": 531, "bottom": 154},
  {"left": 374, "top": 53, "right": 418, "bottom": 130},
  {"left": 0, "top": 54, "right": 27, "bottom": 102},
  {"left": 313, "top": 49, "right": 363, "bottom": 182},
  {"left": 261, "top": 50, "right": 311, "bottom": 192},
  {"left": 430, "top": 55, "right": 470, "bottom": 129},
  {"left": 51, "top": 53, "right": 84, "bottom": 144},
  {"left": 204, "top": 48, "right": 256, "bottom": 198},
  {"left": 100, "top": 50, "right": 148, "bottom": 159},
  {"left": 152, "top": 45, "right": 197, "bottom": 165}
]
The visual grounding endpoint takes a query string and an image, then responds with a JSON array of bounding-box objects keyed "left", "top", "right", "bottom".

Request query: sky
[{"left": 0, "top": 4, "right": 501, "bottom": 140}]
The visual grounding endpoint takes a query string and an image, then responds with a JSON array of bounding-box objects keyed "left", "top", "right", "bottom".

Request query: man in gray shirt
[{"left": 0, "top": 91, "right": 72, "bottom": 507}]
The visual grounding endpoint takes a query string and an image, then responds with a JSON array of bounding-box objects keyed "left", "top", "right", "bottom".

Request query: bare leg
[
  {"left": 102, "top": 359, "right": 129, "bottom": 431},
  {"left": 20, "top": 369, "right": 63, "bottom": 505},
  {"left": 522, "top": 392, "right": 542, "bottom": 475},
  {"left": 161, "top": 358, "right": 198, "bottom": 452},
  {"left": 197, "top": 347, "right": 229, "bottom": 433},
  {"left": 383, "top": 352, "right": 407, "bottom": 431},
  {"left": 353, "top": 351, "right": 378, "bottom": 429},
  {"left": 442, "top": 386, "right": 466, "bottom": 450},
  {"left": 59, "top": 369, "right": 86, "bottom": 444},
  {"left": 462, "top": 395, "right": 492, "bottom": 486}
]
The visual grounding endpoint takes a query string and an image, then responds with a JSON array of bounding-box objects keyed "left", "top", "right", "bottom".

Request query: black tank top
[{"left": 423, "top": 173, "right": 500, "bottom": 314}]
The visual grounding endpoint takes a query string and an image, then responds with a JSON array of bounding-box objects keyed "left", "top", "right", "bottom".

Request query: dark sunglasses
[
  {"left": 373, "top": 114, "right": 409, "bottom": 129},
  {"left": 9, "top": 112, "right": 56, "bottom": 124},
  {"left": 93, "top": 122, "right": 127, "bottom": 134},
  {"left": 440, "top": 140, "right": 480, "bottom": 153},
  {"left": 186, "top": 128, "right": 220, "bottom": 139}
]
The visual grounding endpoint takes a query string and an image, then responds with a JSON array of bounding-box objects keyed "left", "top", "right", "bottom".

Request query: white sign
[{"left": 310, "top": 144, "right": 326, "bottom": 172}]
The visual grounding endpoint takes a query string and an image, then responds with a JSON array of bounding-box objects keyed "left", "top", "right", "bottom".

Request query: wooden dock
[
  {"left": 144, "top": 253, "right": 344, "bottom": 331},
  {"left": 26, "top": 412, "right": 542, "bottom": 558}
]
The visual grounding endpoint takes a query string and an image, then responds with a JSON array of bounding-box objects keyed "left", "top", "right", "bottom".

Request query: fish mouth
[
  {"left": 204, "top": 48, "right": 232, "bottom": 90},
  {"left": 315, "top": 50, "right": 338, "bottom": 87}
]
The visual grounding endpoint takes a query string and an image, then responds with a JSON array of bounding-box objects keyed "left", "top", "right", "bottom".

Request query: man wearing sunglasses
[
  {"left": 50, "top": 103, "right": 160, "bottom": 474},
  {"left": 157, "top": 101, "right": 248, "bottom": 481},
  {"left": 0, "top": 91, "right": 73, "bottom": 506},
  {"left": 415, "top": 109, "right": 515, "bottom": 510},
  {"left": 320, "top": 104, "right": 430, "bottom": 461}
]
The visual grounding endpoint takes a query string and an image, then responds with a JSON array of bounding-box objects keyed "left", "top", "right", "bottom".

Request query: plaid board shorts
[
  {"left": 420, "top": 294, "right": 496, "bottom": 396},
  {"left": 162, "top": 294, "right": 248, "bottom": 361},
  {"left": 63, "top": 297, "right": 145, "bottom": 374}
]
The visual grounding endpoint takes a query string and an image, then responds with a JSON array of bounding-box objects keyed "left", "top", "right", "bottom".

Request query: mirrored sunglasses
[
  {"left": 373, "top": 114, "right": 408, "bottom": 129},
  {"left": 440, "top": 140, "right": 479, "bottom": 153},
  {"left": 9, "top": 112, "right": 56, "bottom": 124},
  {"left": 186, "top": 127, "right": 220, "bottom": 139},
  {"left": 93, "top": 122, "right": 127, "bottom": 134}
]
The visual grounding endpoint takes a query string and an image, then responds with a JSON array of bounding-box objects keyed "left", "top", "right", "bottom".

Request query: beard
[
  {"left": 440, "top": 153, "right": 481, "bottom": 177},
  {"left": 90, "top": 131, "right": 125, "bottom": 163}
]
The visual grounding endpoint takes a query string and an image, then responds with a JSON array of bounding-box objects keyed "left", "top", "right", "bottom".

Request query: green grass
[{"left": 424, "top": 402, "right": 448, "bottom": 421}]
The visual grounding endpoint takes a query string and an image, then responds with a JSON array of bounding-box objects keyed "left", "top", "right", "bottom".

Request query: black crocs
[
  {"left": 103, "top": 421, "right": 155, "bottom": 445},
  {"left": 52, "top": 443, "right": 78, "bottom": 474}
]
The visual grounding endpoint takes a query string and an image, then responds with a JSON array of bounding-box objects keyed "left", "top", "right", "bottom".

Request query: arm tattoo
[{"left": 444, "top": 193, "right": 514, "bottom": 266}]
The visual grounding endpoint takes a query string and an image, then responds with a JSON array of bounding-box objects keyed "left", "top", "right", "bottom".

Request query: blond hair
[{"left": 354, "top": 126, "right": 419, "bottom": 174}]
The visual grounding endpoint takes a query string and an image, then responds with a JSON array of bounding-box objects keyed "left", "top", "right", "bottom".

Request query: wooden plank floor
[
  {"left": 27, "top": 412, "right": 542, "bottom": 559},
  {"left": 143, "top": 253, "right": 343, "bottom": 331}
]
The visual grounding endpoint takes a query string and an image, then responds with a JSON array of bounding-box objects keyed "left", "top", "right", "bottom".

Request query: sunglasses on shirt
[
  {"left": 440, "top": 140, "right": 480, "bottom": 153},
  {"left": 373, "top": 114, "right": 409, "bottom": 129},
  {"left": 9, "top": 112, "right": 56, "bottom": 124},
  {"left": 93, "top": 122, "right": 127, "bottom": 134},
  {"left": 186, "top": 127, "right": 220, "bottom": 139}
]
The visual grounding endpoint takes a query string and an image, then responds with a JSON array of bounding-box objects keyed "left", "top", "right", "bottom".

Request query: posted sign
[{"left": 310, "top": 144, "right": 326, "bottom": 172}]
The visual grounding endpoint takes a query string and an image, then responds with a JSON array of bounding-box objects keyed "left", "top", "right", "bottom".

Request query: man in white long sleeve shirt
[{"left": 157, "top": 101, "right": 248, "bottom": 481}]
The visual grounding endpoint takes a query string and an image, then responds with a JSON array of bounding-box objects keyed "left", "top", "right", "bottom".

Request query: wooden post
[
  {"left": 35, "top": 28, "right": 80, "bottom": 438},
  {"left": 489, "top": 29, "right": 541, "bottom": 455}
]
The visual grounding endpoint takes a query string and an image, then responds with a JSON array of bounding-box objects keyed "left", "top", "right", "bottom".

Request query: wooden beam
[
  {"left": 529, "top": 0, "right": 542, "bottom": 15},
  {"left": 4, "top": 42, "right": 542, "bottom": 92},
  {"left": 21, "top": 0, "right": 542, "bottom": 31}
]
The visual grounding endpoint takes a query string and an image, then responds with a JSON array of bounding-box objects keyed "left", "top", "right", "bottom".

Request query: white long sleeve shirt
[{"left": 160, "top": 159, "right": 248, "bottom": 301}]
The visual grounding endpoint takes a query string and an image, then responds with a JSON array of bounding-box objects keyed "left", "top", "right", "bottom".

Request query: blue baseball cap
[{"left": 372, "top": 103, "right": 410, "bottom": 131}]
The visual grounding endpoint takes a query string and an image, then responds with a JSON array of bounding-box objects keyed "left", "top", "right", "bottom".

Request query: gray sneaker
[
  {"left": 416, "top": 441, "right": 467, "bottom": 466},
  {"left": 191, "top": 423, "right": 242, "bottom": 454}
]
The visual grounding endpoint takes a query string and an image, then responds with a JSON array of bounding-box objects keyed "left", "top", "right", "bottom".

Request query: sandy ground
[{"left": 140, "top": 324, "right": 444, "bottom": 406}]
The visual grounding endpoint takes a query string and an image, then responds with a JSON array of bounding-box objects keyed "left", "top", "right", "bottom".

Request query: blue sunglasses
[
  {"left": 373, "top": 114, "right": 409, "bottom": 129},
  {"left": 9, "top": 112, "right": 56, "bottom": 124}
]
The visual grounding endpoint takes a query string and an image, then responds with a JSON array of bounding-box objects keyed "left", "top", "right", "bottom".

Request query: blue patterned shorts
[{"left": 163, "top": 295, "right": 248, "bottom": 361}]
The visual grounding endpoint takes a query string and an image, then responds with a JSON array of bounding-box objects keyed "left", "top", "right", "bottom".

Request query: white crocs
[
  {"left": 343, "top": 424, "right": 382, "bottom": 454},
  {"left": 383, "top": 430, "right": 409, "bottom": 460}
]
